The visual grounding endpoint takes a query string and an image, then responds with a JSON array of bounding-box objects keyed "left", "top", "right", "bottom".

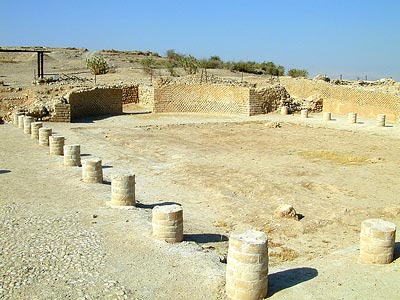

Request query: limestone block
[
  {"left": 323, "top": 112, "right": 331, "bottom": 121},
  {"left": 30, "top": 122, "right": 43, "bottom": 139},
  {"left": 63, "top": 144, "right": 81, "bottom": 166},
  {"left": 13, "top": 112, "right": 24, "bottom": 125},
  {"left": 18, "top": 115, "right": 25, "bottom": 128},
  {"left": 226, "top": 230, "right": 268, "bottom": 300},
  {"left": 376, "top": 114, "right": 386, "bottom": 127},
  {"left": 274, "top": 204, "right": 297, "bottom": 219},
  {"left": 38, "top": 128, "right": 52, "bottom": 146},
  {"left": 360, "top": 218, "right": 396, "bottom": 264},
  {"left": 152, "top": 205, "right": 183, "bottom": 243},
  {"left": 111, "top": 173, "right": 135, "bottom": 206},
  {"left": 301, "top": 108, "right": 308, "bottom": 118},
  {"left": 23, "top": 116, "right": 34, "bottom": 134},
  {"left": 82, "top": 158, "right": 103, "bottom": 183},
  {"left": 280, "top": 106, "right": 288, "bottom": 115},
  {"left": 348, "top": 112, "right": 357, "bottom": 124},
  {"left": 49, "top": 136, "right": 65, "bottom": 155}
]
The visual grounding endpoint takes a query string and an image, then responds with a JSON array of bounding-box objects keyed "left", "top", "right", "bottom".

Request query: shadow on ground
[
  {"left": 394, "top": 242, "right": 400, "bottom": 260},
  {"left": 184, "top": 233, "right": 228, "bottom": 243},
  {"left": 135, "top": 201, "right": 181, "bottom": 209},
  {"left": 0, "top": 170, "right": 11, "bottom": 175},
  {"left": 268, "top": 267, "right": 318, "bottom": 297}
]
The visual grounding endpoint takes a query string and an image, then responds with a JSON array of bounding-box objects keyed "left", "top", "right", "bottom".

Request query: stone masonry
[
  {"left": 280, "top": 77, "right": 400, "bottom": 122},
  {"left": 153, "top": 83, "right": 289, "bottom": 116},
  {"left": 122, "top": 85, "right": 139, "bottom": 104},
  {"left": 68, "top": 87, "right": 122, "bottom": 121},
  {"left": 51, "top": 104, "right": 71, "bottom": 122}
]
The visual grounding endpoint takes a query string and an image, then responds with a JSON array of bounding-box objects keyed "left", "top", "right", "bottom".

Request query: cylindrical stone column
[
  {"left": 152, "top": 204, "right": 183, "bottom": 243},
  {"left": 13, "top": 112, "right": 24, "bottom": 125},
  {"left": 30, "top": 122, "right": 43, "bottom": 139},
  {"left": 280, "top": 106, "right": 288, "bottom": 115},
  {"left": 38, "top": 128, "right": 52, "bottom": 146},
  {"left": 82, "top": 158, "right": 103, "bottom": 183},
  {"left": 323, "top": 112, "right": 331, "bottom": 121},
  {"left": 301, "top": 108, "right": 308, "bottom": 118},
  {"left": 23, "top": 116, "right": 34, "bottom": 134},
  {"left": 63, "top": 144, "right": 81, "bottom": 166},
  {"left": 360, "top": 219, "right": 396, "bottom": 264},
  {"left": 226, "top": 230, "right": 269, "bottom": 300},
  {"left": 18, "top": 115, "right": 25, "bottom": 129},
  {"left": 348, "top": 112, "right": 357, "bottom": 124},
  {"left": 376, "top": 114, "right": 386, "bottom": 127},
  {"left": 111, "top": 173, "right": 136, "bottom": 206},
  {"left": 49, "top": 136, "right": 65, "bottom": 155}
]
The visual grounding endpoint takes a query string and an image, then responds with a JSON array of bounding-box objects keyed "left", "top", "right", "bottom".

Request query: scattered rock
[
  {"left": 313, "top": 74, "right": 330, "bottom": 82},
  {"left": 274, "top": 204, "right": 298, "bottom": 220},
  {"left": 265, "top": 121, "right": 281, "bottom": 128}
]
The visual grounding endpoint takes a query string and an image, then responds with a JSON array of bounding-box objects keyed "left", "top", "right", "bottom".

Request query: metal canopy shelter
[{"left": 0, "top": 48, "right": 51, "bottom": 79}]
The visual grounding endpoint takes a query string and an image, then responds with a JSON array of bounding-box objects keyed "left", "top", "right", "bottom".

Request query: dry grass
[
  {"left": 269, "top": 247, "right": 299, "bottom": 262},
  {"left": 0, "top": 57, "right": 17, "bottom": 63},
  {"left": 214, "top": 220, "right": 232, "bottom": 230},
  {"left": 298, "top": 150, "right": 369, "bottom": 165}
]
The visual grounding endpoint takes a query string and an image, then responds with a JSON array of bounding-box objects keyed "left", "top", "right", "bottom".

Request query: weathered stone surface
[{"left": 274, "top": 204, "right": 297, "bottom": 219}]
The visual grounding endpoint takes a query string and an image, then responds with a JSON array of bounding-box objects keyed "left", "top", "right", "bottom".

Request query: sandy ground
[{"left": 1, "top": 110, "right": 400, "bottom": 299}]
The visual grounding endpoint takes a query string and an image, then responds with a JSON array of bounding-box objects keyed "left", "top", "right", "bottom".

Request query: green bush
[
  {"left": 287, "top": 68, "right": 309, "bottom": 78},
  {"left": 199, "top": 56, "right": 225, "bottom": 69},
  {"left": 177, "top": 55, "right": 198, "bottom": 74},
  {"left": 140, "top": 57, "right": 156, "bottom": 74},
  {"left": 166, "top": 49, "right": 182, "bottom": 61},
  {"left": 261, "top": 62, "right": 285, "bottom": 76},
  {"left": 231, "top": 61, "right": 259, "bottom": 73},
  {"left": 86, "top": 56, "right": 109, "bottom": 75},
  {"left": 166, "top": 60, "right": 177, "bottom": 76}
]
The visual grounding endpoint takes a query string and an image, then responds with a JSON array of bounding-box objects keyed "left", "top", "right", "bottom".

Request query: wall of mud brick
[
  {"left": 280, "top": 77, "right": 400, "bottom": 122},
  {"left": 122, "top": 85, "right": 139, "bottom": 104},
  {"left": 51, "top": 104, "right": 71, "bottom": 122},
  {"left": 153, "top": 84, "right": 250, "bottom": 115},
  {"left": 67, "top": 87, "right": 123, "bottom": 121}
]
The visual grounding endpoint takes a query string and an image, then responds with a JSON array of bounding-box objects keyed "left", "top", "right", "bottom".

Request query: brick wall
[
  {"left": 249, "top": 86, "right": 290, "bottom": 115},
  {"left": 280, "top": 77, "right": 400, "bottom": 122},
  {"left": 154, "top": 84, "right": 250, "bottom": 115},
  {"left": 67, "top": 87, "right": 123, "bottom": 121},
  {"left": 122, "top": 85, "right": 139, "bottom": 104},
  {"left": 51, "top": 104, "right": 70, "bottom": 122}
]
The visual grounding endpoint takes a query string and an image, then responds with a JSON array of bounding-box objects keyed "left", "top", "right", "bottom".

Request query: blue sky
[{"left": 1, "top": 0, "right": 399, "bottom": 80}]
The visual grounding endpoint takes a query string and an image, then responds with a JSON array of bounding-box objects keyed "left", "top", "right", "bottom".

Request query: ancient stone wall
[
  {"left": 280, "top": 77, "right": 400, "bottom": 122},
  {"left": 121, "top": 85, "right": 139, "bottom": 104},
  {"left": 51, "top": 104, "right": 70, "bottom": 122},
  {"left": 67, "top": 87, "right": 122, "bottom": 121},
  {"left": 153, "top": 84, "right": 250, "bottom": 115},
  {"left": 249, "top": 86, "right": 290, "bottom": 115},
  {"left": 139, "top": 85, "right": 155, "bottom": 109}
]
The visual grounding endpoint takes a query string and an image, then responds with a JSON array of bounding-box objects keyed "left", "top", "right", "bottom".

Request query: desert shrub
[
  {"left": 165, "top": 49, "right": 183, "bottom": 61},
  {"left": 166, "top": 60, "right": 178, "bottom": 76},
  {"left": 287, "top": 68, "right": 309, "bottom": 78},
  {"left": 199, "top": 56, "right": 224, "bottom": 69},
  {"left": 231, "top": 61, "right": 257, "bottom": 73},
  {"left": 140, "top": 57, "right": 156, "bottom": 74},
  {"left": 261, "top": 61, "right": 285, "bottom": 76},
  {"left": 177, "top": 55, "right": 198, "bottom": 74},
  {"left": 86, "top": 56, "right": 110, "bottom": 75}
]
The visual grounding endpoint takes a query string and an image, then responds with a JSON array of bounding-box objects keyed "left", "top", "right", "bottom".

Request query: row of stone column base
[{"left": 281, "top": 108, "right": 388, "bottom": 127}]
